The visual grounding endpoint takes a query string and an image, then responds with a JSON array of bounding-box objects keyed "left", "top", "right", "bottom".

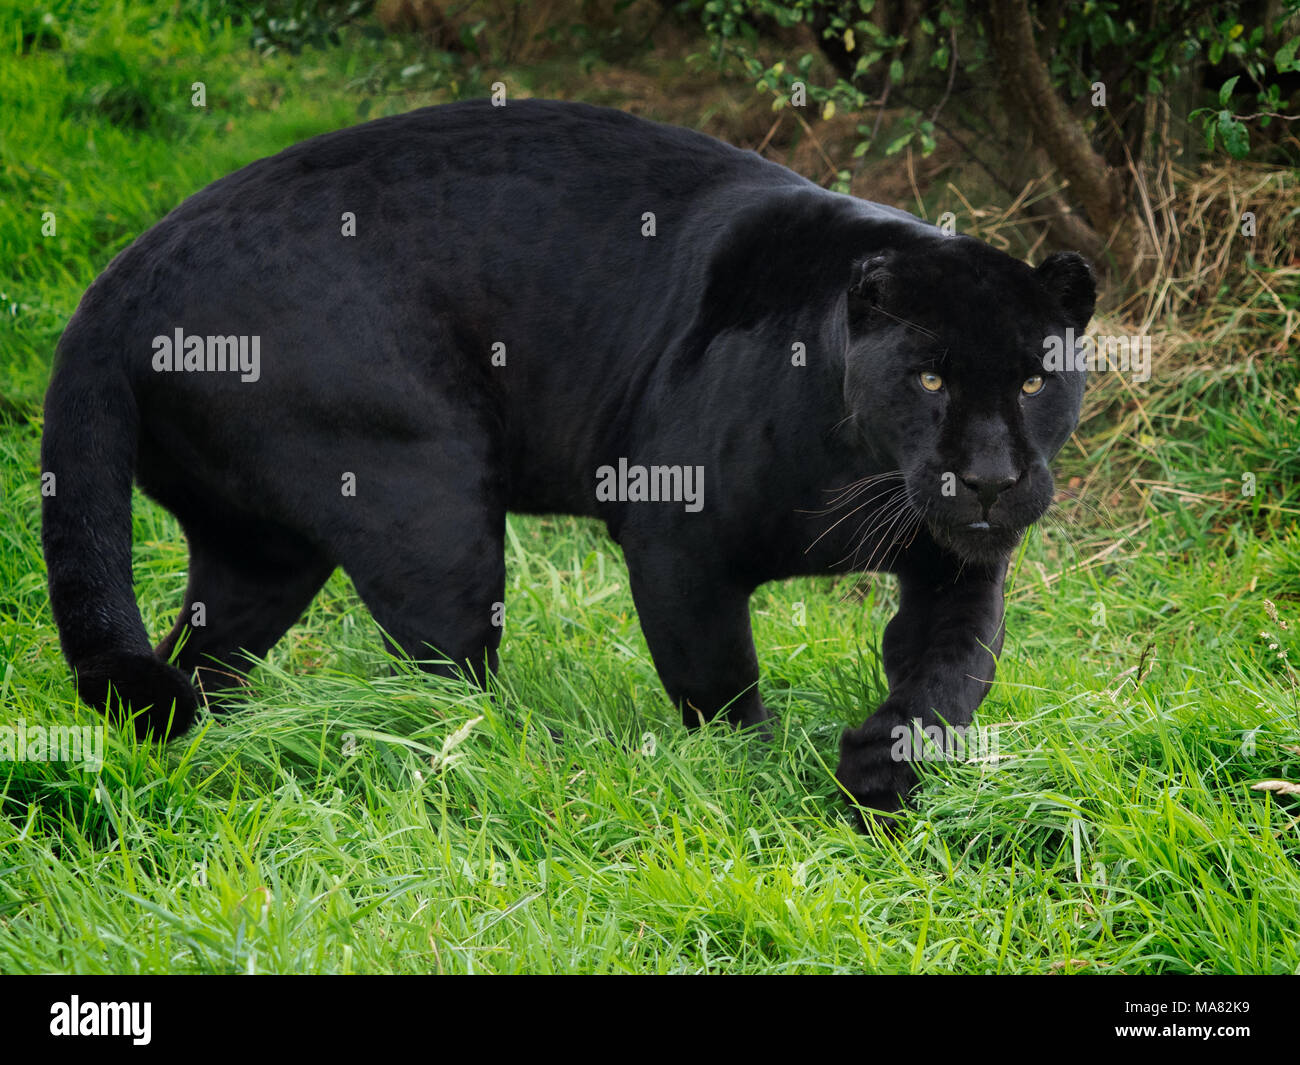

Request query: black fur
[{"left": 41, "top": 99, "right": 1093, "bottom": 817}]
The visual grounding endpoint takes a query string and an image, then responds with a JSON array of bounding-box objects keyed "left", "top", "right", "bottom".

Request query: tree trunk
[{"left": 987, "top": 0, "right": 1151, "bottom": 279}]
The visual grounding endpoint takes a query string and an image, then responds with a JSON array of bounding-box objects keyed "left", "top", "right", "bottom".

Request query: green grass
[{"left": 1, "top": 0, "right": 1298, "bottom": 974}]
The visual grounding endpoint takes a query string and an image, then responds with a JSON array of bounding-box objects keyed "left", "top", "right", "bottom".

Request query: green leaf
[
  {"left": 1276, "top": 36, "right": 1300, "bottom": 73},
  {"left": 884, "top": 130, "right": 914, "bottom": 155},
  {"left": 1217, "top": 110, "right": 1250, "bottom": 158},
  {"left": 889, "top": 58, "right": 904, "bottom": 83},
  {"left": 1218, "top": 75, "right": 1240, "bottom": 106}
]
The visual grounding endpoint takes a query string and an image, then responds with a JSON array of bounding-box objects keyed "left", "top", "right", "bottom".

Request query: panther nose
[{"left": 960, "top": 472, "right": 1019, "bottom": 510}]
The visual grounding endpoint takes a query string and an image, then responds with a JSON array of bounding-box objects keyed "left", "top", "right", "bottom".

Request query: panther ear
[
  {"left": 1036, "top": 252, "right": 1096, "bottom": 331},
  {"left": 847, "top": 254, "right": 891, "bottom": 330}
]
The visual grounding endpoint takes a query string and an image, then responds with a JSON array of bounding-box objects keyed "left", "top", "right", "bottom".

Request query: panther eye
[
  {"left": 1021, "top": 375, "right": 1045, "bottom": 395},
  {"left": 919, "top": 372, "right": 944, "bottom": 392}
]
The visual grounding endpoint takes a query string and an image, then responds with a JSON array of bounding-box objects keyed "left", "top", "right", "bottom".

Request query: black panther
[{"left": 41, "top": 99, "right": 1094, "bottom": 819}]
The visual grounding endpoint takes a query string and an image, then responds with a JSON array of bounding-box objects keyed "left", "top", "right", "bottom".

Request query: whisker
[
  {"left": 876, "top": 504, "right": 926, "bottom": 570},
  {"left": 829, "top": 411, "right": 858, "bottom": 435},
  {"left": 828, "top": 486, "right": 910, "bottom": 560},
  {"left": 841, "top": 488, "right": 916, "bottom": 572},
  {"left": 804, "top": 482, "right": 907, "bottom": 554},
  {"left": 854, "top": 496, "right": 917, "bottom": 573},
  {"left": 869, "top": 491, "right": 931, "bottom": 573},
  {"left": 832, "top": 496, "right": 927, "bottom": 603},
  {"left": 802, "top": 470, "right": 905, "bottom": 515}
]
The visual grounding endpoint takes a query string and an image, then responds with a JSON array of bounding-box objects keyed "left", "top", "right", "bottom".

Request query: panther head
[{"left": 842, "top": 236, "right": 1096, "bottom": 565}]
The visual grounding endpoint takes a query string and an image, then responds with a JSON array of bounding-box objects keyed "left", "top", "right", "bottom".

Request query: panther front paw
[{"left": 834, "top": 712, "right": 921, "bottom": 828}]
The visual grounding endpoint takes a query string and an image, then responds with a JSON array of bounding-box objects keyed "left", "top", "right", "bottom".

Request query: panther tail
[{"left": 41, "top": 323, "right": 198, "bottom": 739}]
